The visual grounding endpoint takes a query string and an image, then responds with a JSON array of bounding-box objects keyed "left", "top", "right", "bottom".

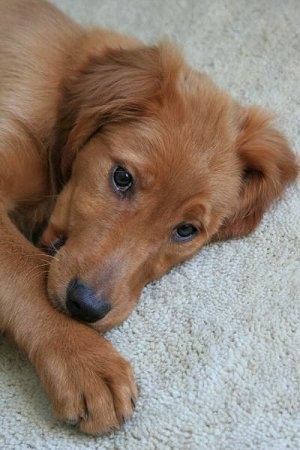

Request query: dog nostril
[
  {"left": 66, "top": 279, "right": 111, "bottom": 323},
  {"left": 70, "top": 300, "right": 81, "bottom": 312}
]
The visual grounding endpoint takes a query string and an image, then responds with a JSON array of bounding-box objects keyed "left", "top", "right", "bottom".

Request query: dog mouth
[
  {"left": 39, "top": 232, "right": 114, "bottom": 325},
  {"left": 47, "top": 282, "right": 112, "bottom": 323},
  {"left": 39, "top": 232, "right": 133, "bottom": 330}
]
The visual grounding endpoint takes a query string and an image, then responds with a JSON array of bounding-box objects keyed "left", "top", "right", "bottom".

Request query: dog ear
[
  {"left": 53, "top": 43, "right": 181, "bottom": 186},
  {"left": 212, "top": 106, "right": 298, "bottom": 241}
]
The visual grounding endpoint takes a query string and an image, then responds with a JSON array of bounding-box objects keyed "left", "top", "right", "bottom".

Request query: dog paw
[{"left": 33, "top": 323, "right": 137, "bottom": 434}]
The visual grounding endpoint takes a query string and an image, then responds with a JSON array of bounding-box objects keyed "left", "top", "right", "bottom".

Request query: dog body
[{"left": 0, "top": 0, "right": 297, "bottom": 434}]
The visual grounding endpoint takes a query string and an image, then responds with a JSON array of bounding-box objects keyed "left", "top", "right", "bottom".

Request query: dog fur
[{"left": 0, "top": 0, "right": 298, "bottom": 434}]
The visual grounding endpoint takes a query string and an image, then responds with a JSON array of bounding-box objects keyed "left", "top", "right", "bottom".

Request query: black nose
[{"left": 66, "top": 279, "right": 111, "bottom": 323}]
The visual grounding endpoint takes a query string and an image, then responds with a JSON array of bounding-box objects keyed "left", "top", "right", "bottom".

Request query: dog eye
[
  {"left": 173, "top": 223, "right": 198, "bottom": 242},
  {"left": 112, "top": 166, "right": 133, "bottom": 192}
]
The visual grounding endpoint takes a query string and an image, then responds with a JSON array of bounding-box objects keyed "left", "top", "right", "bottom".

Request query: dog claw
[
  {"left": 80, "top": 395, "right": 89, "bottom": 422},
  {"left": 66, "top": 418, "right": 79, "bottom": 426},
  {"left": 131, "top": 397, "right": 136, "bottom": 409}
]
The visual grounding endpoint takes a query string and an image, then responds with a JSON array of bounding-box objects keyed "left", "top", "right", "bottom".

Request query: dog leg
[{"left": 0, "top": 203, "right": 137, "bottom": 433}]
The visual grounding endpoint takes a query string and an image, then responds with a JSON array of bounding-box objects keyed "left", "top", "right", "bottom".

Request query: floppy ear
[
  {"left": 213, "top": 106, "right": 298, "bottom": 241},
  {"left": 52, "top": 43, "right": 181, "bottom": 187}
]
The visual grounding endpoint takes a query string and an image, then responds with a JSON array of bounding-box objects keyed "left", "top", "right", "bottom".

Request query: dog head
[{"left": 40, "top": 43, "right": 298, "bottom": 332}]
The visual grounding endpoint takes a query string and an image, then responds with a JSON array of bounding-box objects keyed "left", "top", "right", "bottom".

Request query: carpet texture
[{"left": 0, "top": 0, "right": 299, "bottom": 448}]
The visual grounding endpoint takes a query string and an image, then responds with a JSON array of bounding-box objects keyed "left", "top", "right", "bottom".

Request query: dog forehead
[
  {"left": 129, "top": 115, "right": 230, "bottom": 177},
  {"left": 102, "top": 56, "right": 238, "bottom": 169},
  {"left": 111, "top": 111, "right": 233, "bottom": 181},
  {"left": 110, "top": 120, "right": 206, "bottom": 174},
  {"left": 101, "top": 76, "right": 239, "bottom": 206}
]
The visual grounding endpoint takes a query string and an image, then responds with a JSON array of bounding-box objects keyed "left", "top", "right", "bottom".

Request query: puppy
[{"left": 0, "top": 0, "right": 297, "bottom": 434}]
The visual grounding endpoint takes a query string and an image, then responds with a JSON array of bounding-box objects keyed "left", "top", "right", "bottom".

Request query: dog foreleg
[{"left": 0, "top": 202, "right": 137, "bottom": 434}]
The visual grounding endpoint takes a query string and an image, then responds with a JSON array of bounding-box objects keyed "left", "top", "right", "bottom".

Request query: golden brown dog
[{"left": 0, "top": 0, "right": 298, "bottom": 434}]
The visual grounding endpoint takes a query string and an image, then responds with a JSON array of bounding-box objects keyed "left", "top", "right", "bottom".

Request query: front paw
[{"left": 33, "top": 324, "right": 137, "bottom": 434}]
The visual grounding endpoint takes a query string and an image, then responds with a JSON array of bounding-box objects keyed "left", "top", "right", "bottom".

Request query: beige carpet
[{"left": 1, "top": 0, "right": 299, "bottom": 448}]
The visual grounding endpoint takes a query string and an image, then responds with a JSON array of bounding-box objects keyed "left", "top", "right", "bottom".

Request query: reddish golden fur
[{"left": 0, "top": 0, "right": 298, "bottom": 434}]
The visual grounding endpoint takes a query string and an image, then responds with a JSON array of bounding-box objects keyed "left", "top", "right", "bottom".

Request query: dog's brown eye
[
  {"left": 113, "top": 166, "right": 133, "bottom": 192},
  {"left": 174, "top": 223, "right": 198, "bottom": 242}
]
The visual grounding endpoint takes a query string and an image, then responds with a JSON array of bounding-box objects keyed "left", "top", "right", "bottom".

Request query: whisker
[
  {"left": 25, "top": 264, "right": 50, "bottom": 283},
  {"left": 14, "top": 193, "right": 58, "bottom": 204}
]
